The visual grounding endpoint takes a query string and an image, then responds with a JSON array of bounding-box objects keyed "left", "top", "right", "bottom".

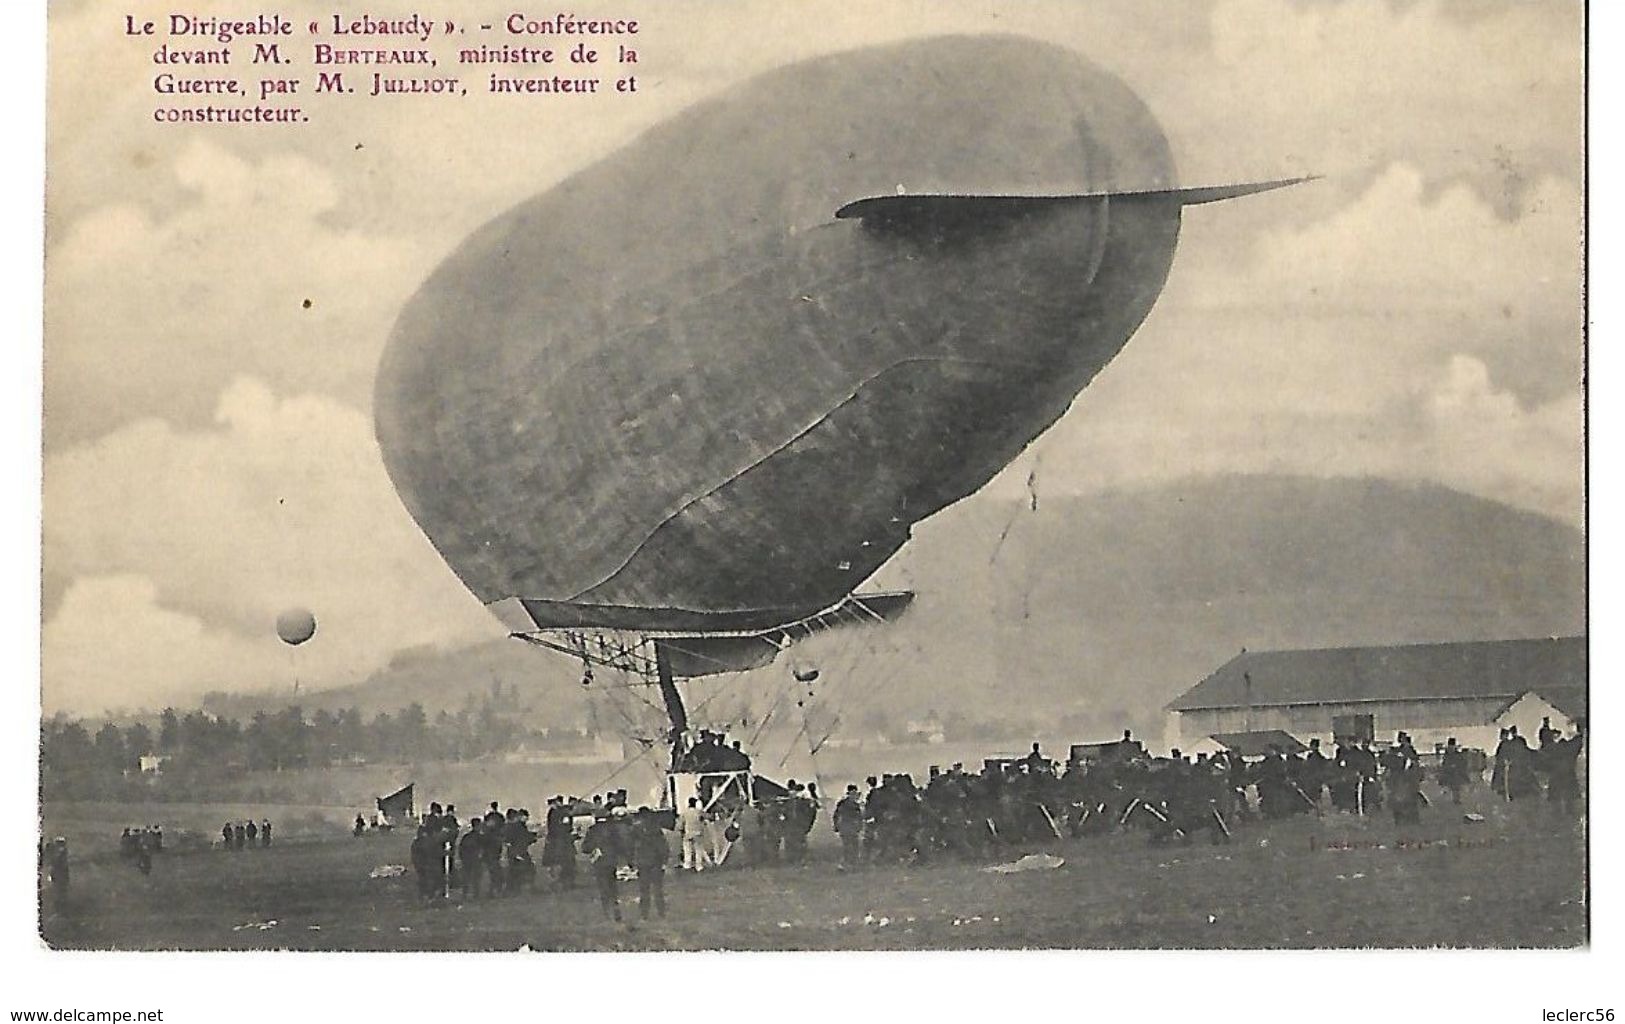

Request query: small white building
[{"left": 1165, "top": 636, "right": 1585, "bottom": 755}]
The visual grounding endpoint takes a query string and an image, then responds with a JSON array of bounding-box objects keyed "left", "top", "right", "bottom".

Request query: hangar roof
[{"left": 1168, "top": 636, "right": 1586, "bottom": 712}]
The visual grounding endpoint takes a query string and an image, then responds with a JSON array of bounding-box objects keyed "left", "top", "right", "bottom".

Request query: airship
[{"left": 375, "top": 34, "right": 1305, "bottom": 739}]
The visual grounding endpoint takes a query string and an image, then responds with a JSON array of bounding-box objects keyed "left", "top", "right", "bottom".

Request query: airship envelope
[{"left": 374, "top": 34, "right": 1305, "bottom": 637}]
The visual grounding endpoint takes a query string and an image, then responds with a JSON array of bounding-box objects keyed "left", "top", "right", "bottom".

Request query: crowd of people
[
  {"left": 118, "top": 824, "right": 164, "bottom": 873},
  {"left": 219, "top": 818, "right": 274, "bottom": 850},
  {"left": 674, "top": 728, "right": 753, "bottom": 774},
  {"left": 397, "top": 720, "right": 1584, "bottom": 922},
  {"left": 405, "top": 794, "right": 678, "bottom": 922},
  {"left": 409, "top": 801, "right": 540, "bottom": 902},
  {"left": 1491, "top": 719, "right": 1585, "bottom": 813}
]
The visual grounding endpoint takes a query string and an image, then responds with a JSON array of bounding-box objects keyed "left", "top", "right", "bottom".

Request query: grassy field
[{"left": 39, "top": 787, "right": 1585, "bottom": 951}]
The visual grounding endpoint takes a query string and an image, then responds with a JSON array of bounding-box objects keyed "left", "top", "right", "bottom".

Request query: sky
[{"left": 42, "top": 0, "right": 1584, "bottom": 715}]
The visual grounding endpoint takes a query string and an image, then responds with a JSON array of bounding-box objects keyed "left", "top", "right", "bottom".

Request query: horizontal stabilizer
[{"left": 834, "top": 177, "right": 1315, "bottom": 221}]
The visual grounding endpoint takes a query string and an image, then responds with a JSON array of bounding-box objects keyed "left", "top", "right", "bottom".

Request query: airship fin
[{"left": 834, "top": 176, "right": 1315, "bottom": 220}]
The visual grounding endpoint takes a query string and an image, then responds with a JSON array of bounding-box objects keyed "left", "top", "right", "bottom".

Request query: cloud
[
  {"left": 1420, "top": 354, "right": 1582, "bottom": 523},
  {"left": 1190, "top": 0, "right": 1582, "bottom": 200},
  {"left": 43, "top": 575, "right": 269, "bottom": 715},
  {"left": 984, "top": 162, "right": 1582, "bottom": 526},
  {"left": 43, "top": 377, "right": 502, "bottom": 713},
  {"left": 44, "top": 138, "right": 435, "bottom": 446}
]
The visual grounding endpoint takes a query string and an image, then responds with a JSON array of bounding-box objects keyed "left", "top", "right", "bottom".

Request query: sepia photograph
[{"left": 31, "top": 0, "right": 1590, "bottom": 965}]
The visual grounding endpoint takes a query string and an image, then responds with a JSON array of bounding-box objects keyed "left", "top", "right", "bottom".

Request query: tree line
[{"left": 40, "top": 700, "right": 543, "bottom": 800}]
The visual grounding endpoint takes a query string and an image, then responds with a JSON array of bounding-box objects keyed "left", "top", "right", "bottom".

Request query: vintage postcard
[{"left": 36, "top": 0, "right": 1586, "bottom": 961}]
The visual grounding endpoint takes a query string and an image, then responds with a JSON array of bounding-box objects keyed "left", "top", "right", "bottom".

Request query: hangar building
[{"left": 1164, "top": 636, "right": 1586, "bottom": 755}]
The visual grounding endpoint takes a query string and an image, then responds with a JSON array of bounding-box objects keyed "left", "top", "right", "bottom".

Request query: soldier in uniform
[
  {"left": 861, "top": 776, "right": 881, "bottom": 862},
  {"left": 1538, "top": 716, "right": 1558, "bottom": 749},
  {"left": 459, "top": 819, "right": 487, "bottom": 899},
  {"left": 1301, "top": 739, "right": 1329, "bottom": 807},
  {"left": 542, "top": 796, "right": 577, "bottom": 889},
  {"left": 1440, "top": 738, "right": 1470, "bottom": 804},
  {"left": 1491, "top": 727, "right": 1511, "bottom": 798},
  {"left": 1546, "top": 729, "right": 1584, "bottom": 817},
  {"left": 1383, "top": 742, "right": 1423, "bottom": 825},
  {"left": 1504, "top": 727, "right": 1540, "bottom": 801},
  {"left": 789, "top": 783, "right": 817, "bottom": 863},
  {"left": 780, "top": 782, "right": 805, "bottom": 863},
  {"left": 245, "top": 819, "right": 258, "bottom": 847},
  {"left": 582, "top": 809, "right": 627, "bottom": 922},
  {"left": 410, "top": 824, "right": 441, "bottom": 901},
  {"left": 1255, "top": 747, "right": 1288, "bottom": 820},
  {"left": 833, "top": 784, "right": 864, "bottom": 868},
  {"left": 631, "top": 809, "right": 669, "bottom": 920},
  {"left": 483, "top": 813, "right": 507, "bottom": 896},
  {"left": 510, "top": 809, "right": 539, "bottom": 892}
]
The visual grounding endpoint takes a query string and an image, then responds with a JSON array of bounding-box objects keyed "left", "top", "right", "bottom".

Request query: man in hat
[
  {"left": 543, "top": 796, "right": 578, "bottom": 889},
  {"left": 459, "top": 819, "right": 487, "bottom": 899},
  {"left": 1301, "top": 738, "right": 1329, "bottom": 807},
  {"left": 410, "top": 824, "right": 441, "bottom": 902},
  {"left": 631, "top": 808, "right": 669, "bottom": 920},
  {"left": 833, "top": 784, "right": 864, "bottom": 869},
  {"left": 1546, "top": 728, "right": 1584, "bottom": 817},
  {"left": 582, "top": 809, "right": 626, "bottom": 922},
  {"left": 861, "top": 776, "right": 882, "bottom": 862},
  {"left": 1440, "top": 738, "right": 1469, "bottom": 804}
]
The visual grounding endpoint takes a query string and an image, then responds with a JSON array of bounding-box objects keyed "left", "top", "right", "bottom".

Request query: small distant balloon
[{"left": 276, "top": 608, "right": 317, "bottom": 646}]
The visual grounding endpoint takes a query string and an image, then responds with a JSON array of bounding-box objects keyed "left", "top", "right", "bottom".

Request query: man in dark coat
[
  {"left": 582, "top": 810, "right": 626, "bottom": 922},
  {"left": 1440, "top": 738, "right": 1470, "bottom": 804},
  {"left": 1546, "top": 731, "right": 1584, "bottom": 816},
  {"left": 483, "top": 815, "right": 507, "bottom": 896},
  {"left": 1504, "top": 727, "right": 1541, "bottom": 801},
  {"left": 631, "top": 810, "right": 669, "bottom": 920},
  {"left": 833, "top": 784, "right": 864, "bottom": 868},
  {"left": 410, "top": 825, "right": 442, "bottom": 901},
  {"left": 1300, "top": 739, "right": 1329, "bottom": 807},
  {"left": 505, "top": 809, "right": 538, "bottom": 893},
  {"left": 459, "top": 820, "right": 487, "bottom": 899},
  {"left": 543, "top": 797, "right": 578, "bottom": 889}
]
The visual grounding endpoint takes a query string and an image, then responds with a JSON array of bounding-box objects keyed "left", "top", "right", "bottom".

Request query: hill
[{"left": 203, "top": 473, "right": 1584, "bottom": 743}]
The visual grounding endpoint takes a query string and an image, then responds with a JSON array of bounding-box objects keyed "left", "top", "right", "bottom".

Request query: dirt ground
[{"left": 38, "top": 786, "right": 1585, "bottom": 951}]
